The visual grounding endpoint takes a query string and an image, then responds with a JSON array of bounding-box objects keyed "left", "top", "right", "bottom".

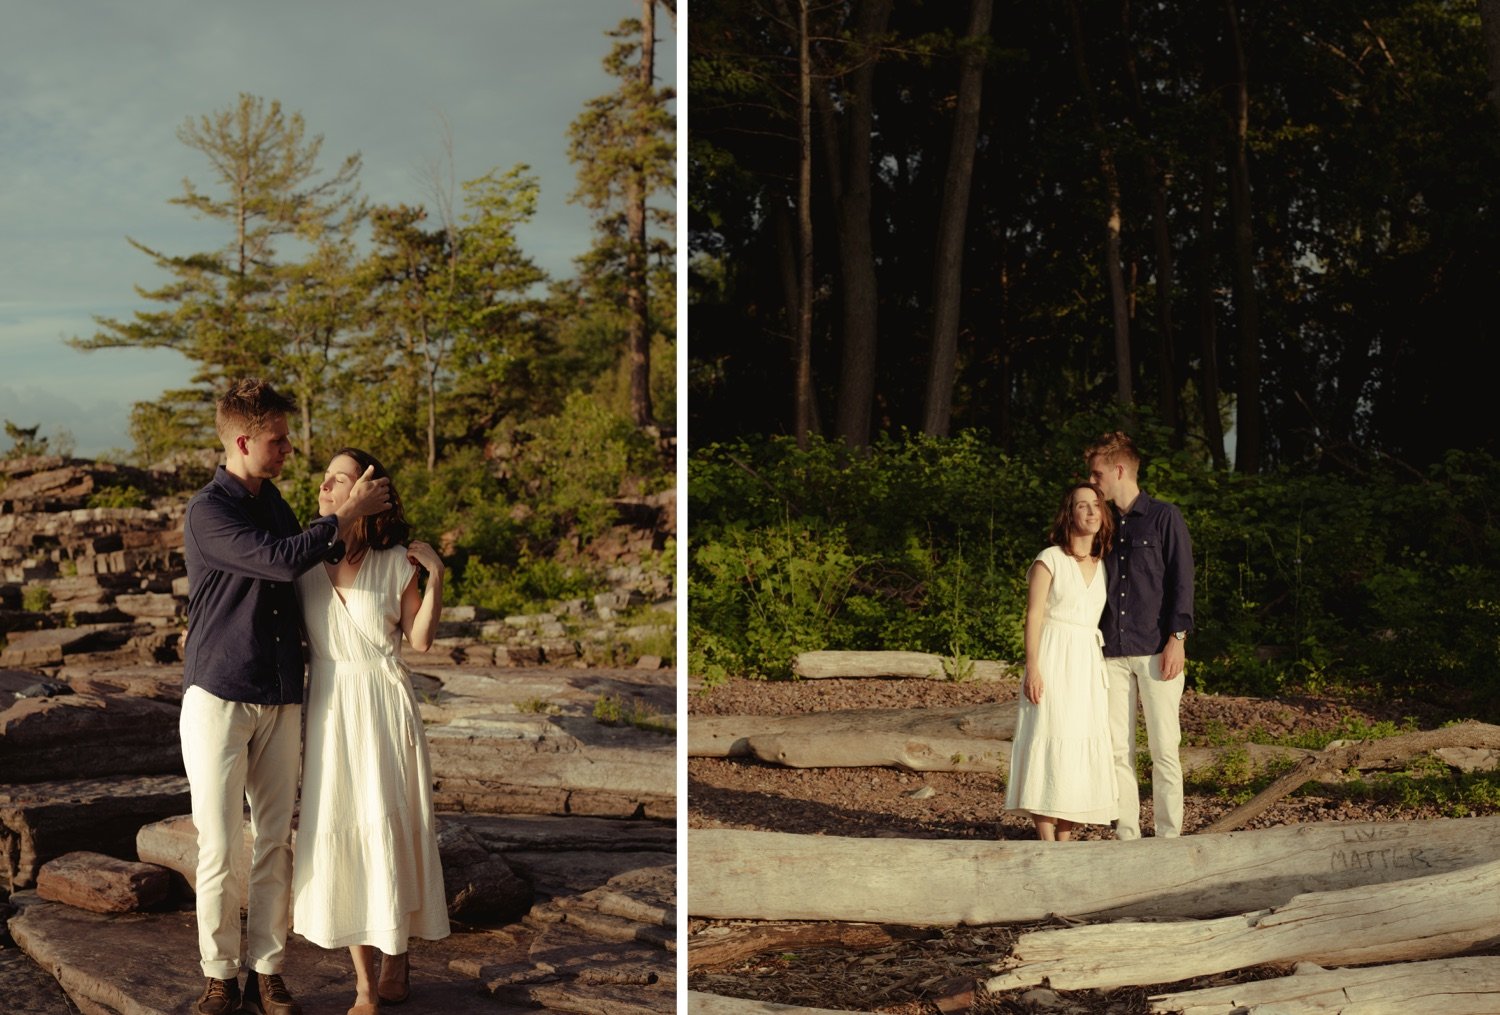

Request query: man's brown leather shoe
[
  {"left": 194, "top": 977, "right": 241, "bottom": 1015},
  {"left": 242, "top": 972, "right": 303, "bottom": 1015}
]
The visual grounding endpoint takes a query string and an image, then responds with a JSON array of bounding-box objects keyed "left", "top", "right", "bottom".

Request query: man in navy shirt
[
  {"left": 1086, "top": 431, "right": 1194, "bottom": 840},
  {"left": 180, "top": 379, "right": 389, "bottom": 1015}
]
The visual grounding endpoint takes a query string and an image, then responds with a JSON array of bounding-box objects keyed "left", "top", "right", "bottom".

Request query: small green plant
[
  {"left": 86, "top": 484, "right": 149, "bottom": 510},
  {"left": 516, "top": 697, "right": 556, "bottom": 715},
  {"left": 21, "top": 585, "right": 53, "bottom": 613},
  {"left": 592, "top": 694, "right": 674, "bottom": 734},
  {"left": 59, "top": 559, "right": 79, "bottom": 578},
  {"left": 941, "top": 650, "right": 975, "bottom": 683}
]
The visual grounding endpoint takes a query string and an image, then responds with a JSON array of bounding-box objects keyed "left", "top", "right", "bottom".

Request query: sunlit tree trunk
[
  {"left": 1225, "top": 0, "right": 1262, "bottom": 473},
  {"left": 794, "top": 0, "right": 817, "bottom": 447},
  {"left": 1195, "top": 141, "right": 1227, "bottom": 471},
  {"left": 624, "top": 0, "right": 656, "bottom": 427},
  {"left": 922, "top": 0, "right": 992, "bottom": 438}
]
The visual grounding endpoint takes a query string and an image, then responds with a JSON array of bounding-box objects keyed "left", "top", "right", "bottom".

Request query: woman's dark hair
[
  {"left": 1048, "top": 482, "right": 1113, "bottom": 558},
  {"left": 329, "top": 446, "right": 410, "bottom": 551}
]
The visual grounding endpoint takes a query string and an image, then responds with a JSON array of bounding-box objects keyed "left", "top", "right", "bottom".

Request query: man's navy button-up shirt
[
  {"left": 1099, "top": 491, "right": 1194, "bottom": 658},
  {"left": 182, "top": 466, "right": 340, "bottom": 704}
]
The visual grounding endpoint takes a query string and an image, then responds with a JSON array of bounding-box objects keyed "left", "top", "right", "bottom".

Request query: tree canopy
[{"left": 688, "top": 0, "right": 1500, "bottom": 472}]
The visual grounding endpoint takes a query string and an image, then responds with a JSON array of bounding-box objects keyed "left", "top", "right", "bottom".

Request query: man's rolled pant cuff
[{"left": 200, "top": 961, "right": 241, "bottom": 980}]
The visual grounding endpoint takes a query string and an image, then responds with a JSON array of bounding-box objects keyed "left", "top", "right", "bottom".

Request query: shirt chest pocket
[{"left": 1126, "top": 536, "right": 1162, "bottom": 561}]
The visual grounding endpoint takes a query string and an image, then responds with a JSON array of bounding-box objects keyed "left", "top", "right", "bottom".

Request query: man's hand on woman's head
[{"left": 344, "top": 465, "right": 392, "bottom": 518}]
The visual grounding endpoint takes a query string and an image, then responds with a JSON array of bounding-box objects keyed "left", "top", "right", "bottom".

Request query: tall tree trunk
[
  {"left": 1481, "top": 0, "right": 1500, "bottom": 131},
  {"left": 774, "top": 197, "right": 820, "bottom": 436},
  {"left": 921, "top": 0, "right": 992, "bottom": 437},
  {"left": 624, "top": 0, "right": 656, "bottom": 427},
  {"left": 1224, "top": 0, "right": 1262, "bottom": 473},
  {"left": 830, "top": 0, "right": 891, "bottom": 448},
  {"left": 1195, "top": 142, "right": 1228, "bottom": 471},
  {"left": 1120, "top": 0, "right": 1180, "bottom": 445},
  {"left": 1065, "top": 0, "right": 1133, "bottom": 415},
  {"left": 794, "top": 0, "right": 817, "bottom": 446}
]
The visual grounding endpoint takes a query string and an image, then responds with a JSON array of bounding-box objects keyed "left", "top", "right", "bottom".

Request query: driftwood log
[
  {"left": 1149, "top": 956, "right": 1500, "bottom": 1014},
  {"left": 1203, "top": 720, "right": 1500, "bottom": 833},
  {"left": 688, "top": 992, "right": 869, "bottom": 1015},
  {"left": 688, "top": 817, "right": 1500, "bottom": 924},
  {"left": 689, "top": 705, "right": 1317, "bottom": 775},
  {"left": 688, "top": 703, "right": 1016, "bottom": 771},
  {"left": 984, "top": 857, "right": 1500, "bottom": 992},
  {"left": 792, "top": 650, "right": 1010, "bottom": 681}
]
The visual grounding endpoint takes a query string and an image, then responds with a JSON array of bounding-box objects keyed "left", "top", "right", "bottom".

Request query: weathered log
[
  {"left": 1149, "top": 956, "right": 1500, "bottom": 1014},
  {"left": 689, "top": 922, "right": 924, "bottom": 971},
  {"left": 985, "top": 858, "right": 1500, "bottom": 992},
  {"left": 690, "top": 706, "right": 1311, "bottom": 775},
  {"left": 688, "top": 704, "right": 1015, "bottom": 771},
  {"left": 688, "top": 991, "right": 870, "bottom": 1015},
  {"left": 792, "top": 650, "right": 1010, "bottom": 681},
  {"left": 1203, "top": 720, "right": 1500, "bottom": 834},
  {"left": 688, "top": 817, "right": 1500, "bottom": 925}
]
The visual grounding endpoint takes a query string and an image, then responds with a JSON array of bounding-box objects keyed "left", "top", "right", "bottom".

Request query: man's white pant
[
  {"left": 1105, "top": 654, "right": 1184, "bottom": 839},
  {"left": 179, "top": 685, "right": 301, "bottom": 979}
]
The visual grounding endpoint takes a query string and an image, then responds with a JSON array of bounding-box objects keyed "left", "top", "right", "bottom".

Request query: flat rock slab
[
  {"left": 6, "top": 890, "right": 495, "bottom": 1015},
  {"left": 480, "top": 864, "right": 676, "bottom": 1013},
  {"left": 37, "top": 851, "right": 173, "bottom": 914},
  {"left": 0, "top": 625, "right": 137, "bottom": 668},
  {"left": 55, "top": 664, "right": 184, "bottom": 704},
  {"left": 414, "top": 666, "right": 675, "bottom": 723},
  {"left": 0, "top": 945, "right": 80, "bottom": 1015},
  {"left": 427, "top": 714, "right": 673, "bottom": 820},
  {"left": 452, "top": 814, "right": 675, "bottom": 855},
  {"left": 2, "top": 775, "right": 191, "bottom": 892},
  {"left": 0, "top": 693, "right": 183, "bottom": 782}
]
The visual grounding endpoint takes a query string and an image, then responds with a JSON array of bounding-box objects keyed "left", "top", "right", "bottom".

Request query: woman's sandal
[{"left": 377, "top": 954, "right": 411, "bottom": 1005}]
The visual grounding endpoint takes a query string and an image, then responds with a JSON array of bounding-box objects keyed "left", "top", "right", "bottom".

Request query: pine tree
[
  {"left": 567, "top": 4, "right": 675, "bottom": 428},
  {"left": 71, "top": 94, "right": 364, "bottom": 454}
]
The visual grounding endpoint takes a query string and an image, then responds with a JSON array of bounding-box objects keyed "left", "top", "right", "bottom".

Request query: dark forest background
[{"left": 686, "top": 1, "right": 1500, "bottom": 706}]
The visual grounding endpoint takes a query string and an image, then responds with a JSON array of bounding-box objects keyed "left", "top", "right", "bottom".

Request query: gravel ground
[{"left": 686, "top": 674, "right": 1496, "bottom": 1014}]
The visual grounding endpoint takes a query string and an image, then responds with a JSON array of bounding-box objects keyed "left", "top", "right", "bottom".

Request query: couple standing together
[
  {"left": 180, "top": 379, "right": 450, "bottom": 1015},
  {"left": 1005, "top": 431, "right": 1194, "bottom": 842}
]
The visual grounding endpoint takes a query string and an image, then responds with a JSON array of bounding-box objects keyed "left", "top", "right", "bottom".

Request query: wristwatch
[{"left": 1172, "top": 630, "right": 1187, "bottom": 641}]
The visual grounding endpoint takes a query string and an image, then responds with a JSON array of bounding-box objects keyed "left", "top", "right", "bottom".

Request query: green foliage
[
  {"left": 455, "top": 554, "right": 594, "bottom": 617},
  {"left": 689, "top": 429, "right": 1500, "bottom": 702},
  {"left": 21, "top": 585, "right": 53, "bottom": 613},
  {"left": 86, "top": 484, "right": 150, "bottom": 510},
  {"left": 512, "top": 392, "right": 659, "bottom": 541}
]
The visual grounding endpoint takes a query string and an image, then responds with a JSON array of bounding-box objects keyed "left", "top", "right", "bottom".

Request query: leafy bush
[
  {"left": 86, "top": 484, "right": 150, "bottom": 510},
  {"left": 689, "top": 428, "right": 1500, "bottom": 703},
  {"left": 22, "top": 585, "right": 53, "bottom": 613}
]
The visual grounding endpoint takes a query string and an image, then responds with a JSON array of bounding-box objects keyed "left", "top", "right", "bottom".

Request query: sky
[{"left": 0, "top": 1, "right": 677, "bottom": 458}]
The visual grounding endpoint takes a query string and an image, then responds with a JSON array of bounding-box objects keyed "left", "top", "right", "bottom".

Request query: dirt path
[{"left": 687, "top": 675, "right": 1496, "bottom": 1014}]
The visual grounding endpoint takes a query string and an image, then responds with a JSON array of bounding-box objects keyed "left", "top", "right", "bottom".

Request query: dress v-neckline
[
  {"left": 326, "top": 552, "right": 367, "bottom": 607},
  {"left": 1070, "top": 551, "right": 1100, "bottom": 589}
]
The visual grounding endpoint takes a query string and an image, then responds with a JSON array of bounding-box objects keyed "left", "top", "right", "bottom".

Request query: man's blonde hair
[
  {"left": 1084, "top": 430, "right": 1141, "bottom": 477},
  {"left": 215, "top": 378, "right": 296, "bottom": 444}
]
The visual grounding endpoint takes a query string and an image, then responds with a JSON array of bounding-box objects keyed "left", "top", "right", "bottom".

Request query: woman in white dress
[
  {"left": 293, "top": 447, "right": 450, "bottom": 1014},
  {"left": 1004, "top": 482, "right": 1118, "bottom": 841}
]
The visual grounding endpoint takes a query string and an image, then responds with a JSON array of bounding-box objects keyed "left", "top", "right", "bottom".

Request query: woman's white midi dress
[
  {"left": 292, "top": 546, "right": 449, "bottom": 952},
  {"left": 1004, "top": 544, "right": 1118, "bottom": 825}
]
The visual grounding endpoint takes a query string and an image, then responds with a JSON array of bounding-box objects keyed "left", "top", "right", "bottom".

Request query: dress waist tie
[{"left": 1041, "top": 617, "right": 1108, "bottom": 688}]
